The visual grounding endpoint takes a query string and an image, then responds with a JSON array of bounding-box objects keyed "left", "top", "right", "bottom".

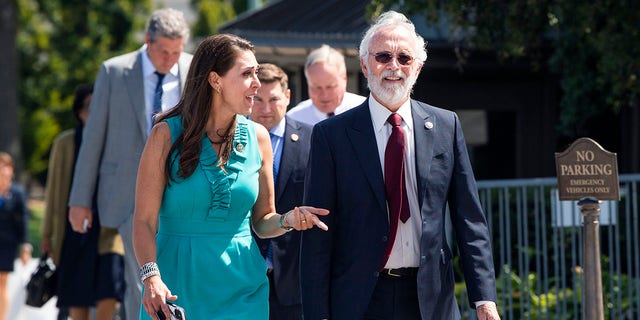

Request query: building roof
[
  {"left": 219, "top": 0, "right": 452, "bottom": 54},
  {"left": 219, "top": 0, "right": 371, "bottom": 50}
]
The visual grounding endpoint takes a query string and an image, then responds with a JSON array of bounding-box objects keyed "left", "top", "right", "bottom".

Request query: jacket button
[{"left": 382, "top": 236, "right": 388, "bottom": 242}]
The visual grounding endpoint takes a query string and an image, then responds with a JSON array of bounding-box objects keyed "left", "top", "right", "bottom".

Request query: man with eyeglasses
[
  {"left": 286, "top": 44, "right": 366, "bottom": 126},
  {"left": 300, "top": 10, "right": 501, "bottom": 320}
]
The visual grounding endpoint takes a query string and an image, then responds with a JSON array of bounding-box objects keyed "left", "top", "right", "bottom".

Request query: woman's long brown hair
[{"left": 156, "top": 34, "right": 255, "bottom": 183}]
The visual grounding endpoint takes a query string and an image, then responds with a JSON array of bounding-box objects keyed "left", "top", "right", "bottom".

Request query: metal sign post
[
  {"left": 555, "top": 138, "right": 619, "bottom": 320},
  {"left": 578, "top": 197, "right": 604, "bottom": 320}
]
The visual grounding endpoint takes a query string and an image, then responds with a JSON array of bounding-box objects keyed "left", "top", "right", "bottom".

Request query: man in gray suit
[{"left": 67, "top": 8, "right": 192, "bottom": 320}]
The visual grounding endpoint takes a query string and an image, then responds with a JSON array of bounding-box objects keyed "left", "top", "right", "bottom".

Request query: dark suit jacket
[
  {"left": 0, "top": 183, "right": 28, "bottom": 248},
  {"left": 255, "top": 116, "right": 312, "bottom": 306},
  {"left": 300, "top": 99, "right": 497, "bottom": 320}
]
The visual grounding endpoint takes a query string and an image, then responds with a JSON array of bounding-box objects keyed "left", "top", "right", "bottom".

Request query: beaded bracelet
[{"left": 139, "top": 261, "right": 160, "bottom": 283}]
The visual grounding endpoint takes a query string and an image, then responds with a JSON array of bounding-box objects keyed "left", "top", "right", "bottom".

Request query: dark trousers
[
  {"left": 57, "top": 307, "right": 69, "bottom": 320},
  {"left": 267, "top": 271, "right": 303, "bottom": 320},
  {"left": 364, "top": 269, "right": 421, "bottom": 320}
]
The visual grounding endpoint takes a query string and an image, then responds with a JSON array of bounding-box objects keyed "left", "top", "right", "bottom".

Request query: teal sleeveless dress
[{"left": 140, "top": 115, "right": 268, "bottom": 319}]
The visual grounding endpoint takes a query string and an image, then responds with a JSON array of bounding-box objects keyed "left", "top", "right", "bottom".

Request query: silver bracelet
[
  {"left": 139, "top": 261, "right": 160, "bottom": 283},
  {"left": 279, "top": 212, "right": 294, "bottom": 231}
]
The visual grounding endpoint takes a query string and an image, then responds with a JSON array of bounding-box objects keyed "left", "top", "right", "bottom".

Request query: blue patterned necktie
[
  {"left": 151, "top": 71, "right": 166, "bottom": 126},
  {"left": 266, "top": 132, "right": 280, "bottom": 271},
  {"left": 269, "top": 132, "right": 280, "bottom": 182}
]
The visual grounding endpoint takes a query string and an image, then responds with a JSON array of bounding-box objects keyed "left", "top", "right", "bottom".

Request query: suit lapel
[
  {"left": 346, "top": 103, "right": 387, "bottom": 214},
  {"left": 411, "top": 100, "right": 434, "bottom": 208},
  {"left": 124, "top": 52, "right": 147, "bottom": 139},
  {"left": 276, "top": 120, "right": 301, "bottom": 204}
]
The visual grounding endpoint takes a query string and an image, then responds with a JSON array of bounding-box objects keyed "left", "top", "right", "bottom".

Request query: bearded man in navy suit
[
  {"left": 251, "top": 63, "right": 312, "bottom": 319},
  {"left": 300, "top": 10, "right": 501, "bottom": 320}
]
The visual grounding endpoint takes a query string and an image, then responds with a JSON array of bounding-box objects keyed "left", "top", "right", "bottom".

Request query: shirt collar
[
  {"left": 311, "top": 94, "right": 349, "bottom": 118},
  {"left": 369, "top": 94, "right": 413, "bottom": 133},
  {"left": 140, "top": 44, "right": 179, "bottom": 78},
  {"left": 269, "top": 117, "right": 286, "bottom": 138},
  {"left": 311, "top": 103, "right": 332, "bottom": 120}
]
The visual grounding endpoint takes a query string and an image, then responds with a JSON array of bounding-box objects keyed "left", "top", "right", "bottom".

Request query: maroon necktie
[{"left": 380, "top": 113, "right": 411, "bottom": 269}]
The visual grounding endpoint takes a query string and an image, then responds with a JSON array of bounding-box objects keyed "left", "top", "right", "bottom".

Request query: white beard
[{"left": 367, "top": 69, "right": 418, "bottom": 107}]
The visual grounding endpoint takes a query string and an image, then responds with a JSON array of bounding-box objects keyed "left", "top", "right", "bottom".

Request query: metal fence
[{"left": 456, "top": 174, "right": 640, "bottom": 319}]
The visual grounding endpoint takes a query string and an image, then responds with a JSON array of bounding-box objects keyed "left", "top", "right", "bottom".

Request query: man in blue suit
[
  {"left": 300, "top": 11, "right": 501, "bottom": 320},
  {"left": 251, "top": 63, "right": 312, "bottom": 319},
  {"left": 66, "top": 8, "right": 192, "bottom": 320}
]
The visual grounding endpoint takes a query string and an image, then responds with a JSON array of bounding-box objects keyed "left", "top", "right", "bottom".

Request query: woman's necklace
[
  {"left": 207, "top": 116, "right": 237, "bottom": 170},
  {"left": 207, "top": 130, "right": 233, "bottom": 145},
  {"left": 207, "top": 117, "right": 235, "bottom": 145}
]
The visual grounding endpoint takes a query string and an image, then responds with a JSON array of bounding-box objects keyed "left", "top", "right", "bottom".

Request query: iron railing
[{"left": 456, "top": 174, "right": 640, "bottom": 319}]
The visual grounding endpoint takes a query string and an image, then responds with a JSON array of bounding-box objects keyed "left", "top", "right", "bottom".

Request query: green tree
[
  {"left": 189, "top": 0, "right": 267, "bottom": 38},
  {"left": 17, "top": 0, "right": 152, "bottom": 183},
  {"left": 190, "top": 0, "right": 236, "bottom": 37},
  {"left": 367, "top": 0, "right": 640, "bottom": 139}
]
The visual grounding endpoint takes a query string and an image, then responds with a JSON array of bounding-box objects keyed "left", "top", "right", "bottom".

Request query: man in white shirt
[
  {"left": 300, "top": 10, "right": 500, "bottom": 320},
  {"left": 286, "top": 44, "right": 366, "bottom": 125}
]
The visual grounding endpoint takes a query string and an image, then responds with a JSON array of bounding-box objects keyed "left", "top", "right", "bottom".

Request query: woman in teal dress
[{"left": 132, "top": 34, "right": 329, "bottom": 320}]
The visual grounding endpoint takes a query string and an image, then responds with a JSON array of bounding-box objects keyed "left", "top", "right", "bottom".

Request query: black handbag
[{"left": 25, "top": 254, "right": 57, "bottom": 307}]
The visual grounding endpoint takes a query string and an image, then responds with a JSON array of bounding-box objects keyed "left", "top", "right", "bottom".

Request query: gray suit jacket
[{"left": 68, "top": 49, "right": 192, "bottom": 227}]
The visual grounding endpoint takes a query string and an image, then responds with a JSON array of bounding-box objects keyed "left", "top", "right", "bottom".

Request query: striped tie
[{"left": 151, "top": 71, "right": 166, "bottom": 126}]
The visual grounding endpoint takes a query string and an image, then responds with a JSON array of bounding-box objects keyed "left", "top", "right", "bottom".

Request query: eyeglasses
[{"left": 370, "top": 52, "right": 414, "bottom": 66}]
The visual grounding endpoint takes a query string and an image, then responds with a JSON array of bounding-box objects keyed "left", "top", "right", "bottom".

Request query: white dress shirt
[
  {"left": 368, "top": 95, "right": 421, "bottom": 269},
  {"left": 287, "top": 92, "right": 366, "bottom": 126},
  {"left": 369, "top": 95, "right": 493, "bottom": 308},
  {"left": 141, "top": 45, "right": 181, "bottom": 130}
]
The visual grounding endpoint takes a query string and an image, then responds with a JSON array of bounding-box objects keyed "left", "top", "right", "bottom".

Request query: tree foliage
[
  {"left": 17, "top": 0, "right": 152, "bottom": 182},
  {"left": 189, "top": 0, "right": 267, "bottom": 38},
  {"left": 14, "top": 0, "right": 266, "bottom": 182},
  {"left": 190, "top": 0, "right": 236, "bottom": 37},
  {"left": 367, "top": 0, "right": 640, "bottom": 138}
]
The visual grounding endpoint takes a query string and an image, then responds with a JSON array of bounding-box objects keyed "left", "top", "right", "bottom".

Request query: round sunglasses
[{"left": 369, "top": 52, "right": 414, "bottom": 66}]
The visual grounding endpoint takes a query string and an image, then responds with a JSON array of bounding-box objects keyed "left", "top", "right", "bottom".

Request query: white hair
[
  {"left": 304, "top": 44, "right": 347, "bottom": 78},
  {"left": 358, "top": 11, "right": 427, "bottom": 63}
]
